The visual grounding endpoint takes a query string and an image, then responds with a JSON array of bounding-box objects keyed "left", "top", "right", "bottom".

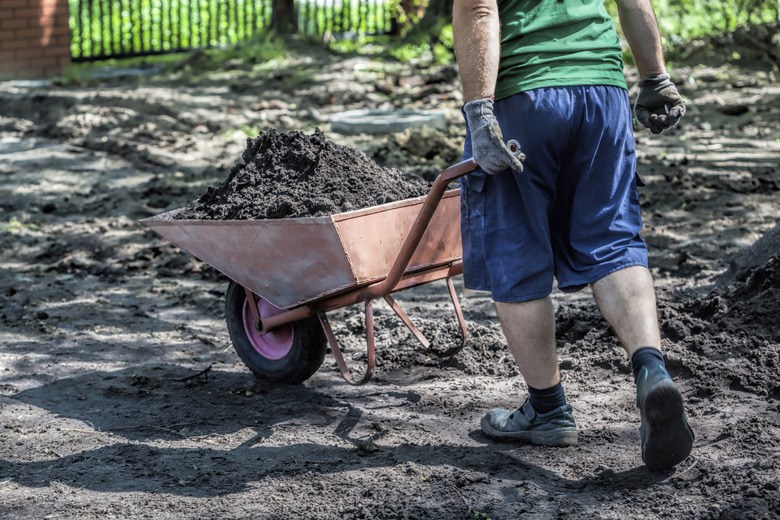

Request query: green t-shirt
[{"left": 495, "top": 0, "right": 627, "bottom": 99}]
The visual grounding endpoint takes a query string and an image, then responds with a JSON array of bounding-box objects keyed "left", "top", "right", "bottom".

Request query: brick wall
[{"left": 0, "top": 0, "right": 71, "bottom": 81}]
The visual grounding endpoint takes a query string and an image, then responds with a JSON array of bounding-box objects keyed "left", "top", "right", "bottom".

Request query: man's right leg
[{"left": 479, "top": 297, "right": 578, "bottom": 447}]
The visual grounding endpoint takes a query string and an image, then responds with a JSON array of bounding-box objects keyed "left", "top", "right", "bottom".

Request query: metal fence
[{"left": 69, "top": 0, "right": 394, "bottom": 61}]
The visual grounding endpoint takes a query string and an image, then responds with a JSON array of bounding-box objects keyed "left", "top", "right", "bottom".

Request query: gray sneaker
[
  {"left": 636, "top": 364, "right": 694, "bottom": 470},
  {"left": 480, "top": 398, "right": 578, "bottom": 446}
]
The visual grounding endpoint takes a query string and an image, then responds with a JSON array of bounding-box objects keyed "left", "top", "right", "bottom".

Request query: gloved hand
[
  {"left": 634, "top": 73, "right": 686, "bottom": 134},
  {"left": 463, "top": 98, "right": 525, "bottom": 174}
]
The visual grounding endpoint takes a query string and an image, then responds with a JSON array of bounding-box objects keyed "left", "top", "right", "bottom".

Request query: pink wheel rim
[{"left": 242, "top": 296, "right": 294, "bottom": 360}]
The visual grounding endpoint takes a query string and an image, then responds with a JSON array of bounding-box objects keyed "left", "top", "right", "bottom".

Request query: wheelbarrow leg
[
  {"left": 382, "top": 294, "right": 431, "bottom": 350},
  {"left": 244, "top": 286, "right": 261, "bottom": 330},
  {"left": 445, "top": 276, "right": 469, "bottom": 355},
  {"left": 382, "top": 276, "right": 468, "bottom": 358},
  {"left": 318, "top": 300, "right": 376, "bottom": 385}
]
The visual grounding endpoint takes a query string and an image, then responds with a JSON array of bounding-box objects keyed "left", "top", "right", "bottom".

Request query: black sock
[
  {"left": 528, "top": 382, "right": 567, "bottom": 414},
  {"left": 631, "top": 347, "right": 666, "bottom": 384}
]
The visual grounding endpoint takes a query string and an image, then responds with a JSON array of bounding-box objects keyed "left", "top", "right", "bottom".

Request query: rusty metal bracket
[
  {"left": 244, "top": 286, "right": 262, "bottom": 331},
  {"left": 383, "top": 294, "right": 430, "bottom": 350},
  {"left": 445, "top": 276, "right": 468, "bottom": 356},
  {"left": 318, "top": 301, "right": 376, "bottom": 385},
  {"left": 382, "top": 276, "right": 467, "bottom": 358}
]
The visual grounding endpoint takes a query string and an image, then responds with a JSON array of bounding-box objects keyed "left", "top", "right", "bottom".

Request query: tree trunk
[
  {"left": 271, "top": 0, "right": 297, "bottom": 33},
  {"left": 417, "top": 0, "right": 452, "bottom": 33}
]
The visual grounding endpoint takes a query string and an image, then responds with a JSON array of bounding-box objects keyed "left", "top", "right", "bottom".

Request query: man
[{"left": 452, "top": 0, "right": 694, "bottom": 469}]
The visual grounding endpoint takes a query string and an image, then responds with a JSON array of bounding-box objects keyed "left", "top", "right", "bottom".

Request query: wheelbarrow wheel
[{"left": 225, "top": 281, "right": 327, "bottom": 384}]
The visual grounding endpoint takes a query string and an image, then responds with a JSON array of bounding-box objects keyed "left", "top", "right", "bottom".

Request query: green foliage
[
  {"left": 438, "top": 23, "right": 453, "bottom": 49},
  {"left": 69, "top": 0, "right": 278, "bottom": 59},
  {"left": 298, "top": 0, "right": 393, "bottom": 36},
  {"left": 327, "top": 34, "right": 386, "bottom": 55},
  {"left": 1, "top": 216, "right": 39, "bottom": 234},
  {"left": 390, "top": 42, "right": 428, "bottom": 62},
  {"left": 607, "top": 0, "right": 778, "bottom": 67},
  {"left": 69, "top": 0, "right": 394, "bottom": 60},
  {"left": 68, "top": 0, "right": 777, "bottom": 69},
  {"left": 226, "top": 124, "right": 261, "bottom": 139},
  {"left": 653, "top": 0, "right": 778, "bottom": 42},
  {"left": 433, "top": 23, "right": 454, "bottom": 62},
  {"left": 327, "top": 21, "right": 453, "bottom": 65},
  {"left": 210, "top": 30, "right": 289, "bottom": 64},
  {"left": 621, "top": 46, "right": 635, "bottom": 67},
  {"left": 607, "top": 0, "right": 778, "bottom": 45}
]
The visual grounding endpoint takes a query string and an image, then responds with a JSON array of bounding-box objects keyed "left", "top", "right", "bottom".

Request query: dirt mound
[
  {"left": 175, "top": 128, "right": 431, "bottom": 220},
  {"left": 366, "top": 126, "right": 464, "bottom": 181},
  {"left": 720, "top": 223, "right": 780, "bottom": 283},
  {"left": 660, "top": 256, "right": 780, "bottom": 398}
]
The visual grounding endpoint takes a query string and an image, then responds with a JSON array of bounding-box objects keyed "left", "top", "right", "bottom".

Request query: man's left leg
[{"left": 591, "top": 266, "right": 694, "bottom": 469}]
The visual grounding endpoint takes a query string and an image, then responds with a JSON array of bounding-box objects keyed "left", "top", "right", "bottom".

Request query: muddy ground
[{"left": 1, "top": 37, "right": 779, "bottom": 519}]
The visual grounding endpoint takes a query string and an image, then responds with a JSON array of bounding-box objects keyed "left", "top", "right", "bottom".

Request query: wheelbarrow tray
[{"left": 141, "top": 189, "right": 462, "bottom": 309}]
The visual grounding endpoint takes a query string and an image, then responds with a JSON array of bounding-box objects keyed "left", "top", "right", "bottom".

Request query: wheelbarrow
[{"left": 142, "top": 156, "right": 486, "bottom": 385}]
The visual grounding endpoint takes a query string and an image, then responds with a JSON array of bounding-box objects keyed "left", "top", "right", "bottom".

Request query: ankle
[
  {"left": 528, "top": 382, "right": 567, "bottom": 414},
  {"left": 631, "top": 347, "right": 668, "bottom": 384}
]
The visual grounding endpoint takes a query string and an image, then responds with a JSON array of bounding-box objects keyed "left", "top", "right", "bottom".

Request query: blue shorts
[{"left": 460, "top": 85, "right": 648, "bottom": 303}]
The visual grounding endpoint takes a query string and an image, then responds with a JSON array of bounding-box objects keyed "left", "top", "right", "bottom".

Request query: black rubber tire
[{"left": 225, "top": 281, "right": 327, "bottom": 384}]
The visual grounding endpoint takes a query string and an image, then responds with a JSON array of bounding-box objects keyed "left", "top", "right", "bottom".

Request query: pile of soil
[{"left": 175, "top": 128, "right": 431, "bottom": 220}]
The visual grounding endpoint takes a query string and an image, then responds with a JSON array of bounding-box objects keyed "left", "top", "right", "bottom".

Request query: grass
[
  {"left": 57, "top": 28, "right": 296, "bottom": 86},
  {"left": 327, "top": 23, "right": 455, "bottom": 66},
  {"left": 1, "top": 216, "right": 40, "bottom": 234}
]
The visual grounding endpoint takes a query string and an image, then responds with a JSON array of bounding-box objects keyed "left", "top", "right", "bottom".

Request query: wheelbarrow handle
[
  {"left": 440, "top": 158, "right": 481, "bottom": 182},
  {"left": 359, "top": 159, "right": 479, "bottom": 300},
  {"left": 442, "top": 140, "right": 521, "bottom": 180}
]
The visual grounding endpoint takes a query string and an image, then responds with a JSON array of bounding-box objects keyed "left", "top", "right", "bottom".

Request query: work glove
[
  {"left": 463, "top": 98, "right": 525, "bottom": 174},
  {"left": 634, "top": 73, "right": 686, "bottom": 134}
]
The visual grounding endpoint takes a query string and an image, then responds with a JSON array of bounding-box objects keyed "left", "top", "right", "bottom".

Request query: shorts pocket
[
  {"left": 629, "top": 172, "right": 645, "bottom": 213},
  {"left": 461, "top": 171, "right": 486, "bottom": 193},
  {"left": 461, "top": 174, "right": 487, "bottom": 232}
]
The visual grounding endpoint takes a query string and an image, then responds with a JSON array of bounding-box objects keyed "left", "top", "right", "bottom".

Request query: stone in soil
[{"left": 176, "top": 128, "right": 431, "bottom": 220}]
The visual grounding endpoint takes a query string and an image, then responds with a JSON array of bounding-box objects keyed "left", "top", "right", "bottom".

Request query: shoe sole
[
  {"left": 641, "top": 379, "right": 694, "bottom": 470},
  {"left": 480, "top": 416, "right": 578, "bottom": 447}
]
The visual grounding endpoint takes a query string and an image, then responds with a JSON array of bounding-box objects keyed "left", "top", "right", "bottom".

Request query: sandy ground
[{"left": 1, "top": 41, "right": 779, "bottom": 519}]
